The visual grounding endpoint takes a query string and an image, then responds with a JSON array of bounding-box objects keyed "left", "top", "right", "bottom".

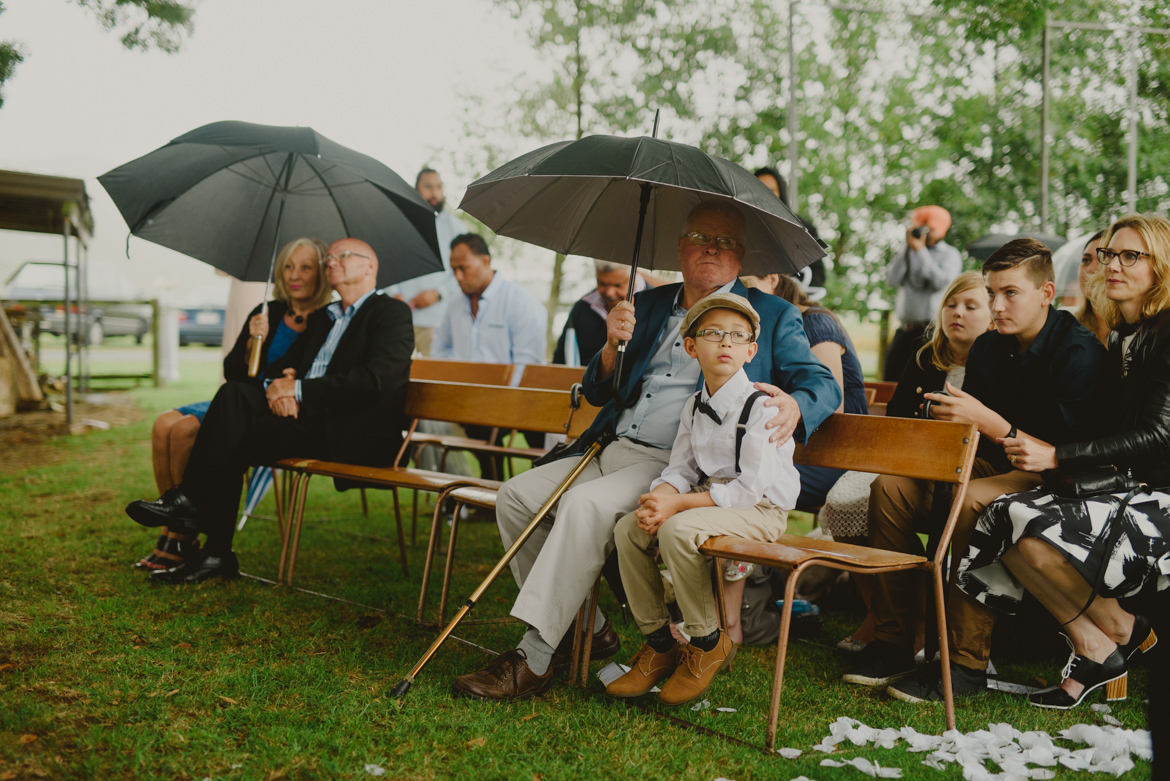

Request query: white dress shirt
[
  {"left": 651, "top": 368, "right": 801, "bottom": 510},
  {"left": 432, "top": 272, "right": 547, "bottom": 365},
  {"left": 384, "top": 207, "right": 463, "bottom": 329}
]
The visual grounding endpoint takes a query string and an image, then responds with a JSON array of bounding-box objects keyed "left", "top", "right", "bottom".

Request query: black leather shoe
[
  {"left": 126, "top": 487, "right": 202, "bottom": 531},
  {"left": 552, "top": 617, "right": 623, "bottom": 672},
  {"left": 151, "top": 551, "right": 240, "bottom": 585}
]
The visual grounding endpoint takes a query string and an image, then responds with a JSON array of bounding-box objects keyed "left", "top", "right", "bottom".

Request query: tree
[
  {"left": 0, "top": 0, "right": 195, "bottom": 107},
  {"left": 448, "top": 0, "right": 760, "bottom": 354}
]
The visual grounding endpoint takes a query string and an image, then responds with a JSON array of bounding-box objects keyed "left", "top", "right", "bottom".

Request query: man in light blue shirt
[
  {"left": 432, "top": 233, "right": 547, "bottom": 365},
  {"left": 385, "top": 168, "right": 463, "bottom": 355}
]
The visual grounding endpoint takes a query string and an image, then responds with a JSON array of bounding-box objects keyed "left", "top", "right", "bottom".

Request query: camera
[
  {"left": 911, "top": 225, "right": 931, "bottom": 240},
  {"left": 921, "top": 388, "right": 949, "bottom": 419}
]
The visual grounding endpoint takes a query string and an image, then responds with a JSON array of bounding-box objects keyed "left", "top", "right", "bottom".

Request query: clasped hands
[
  {"left": 635, "top": 486, "right": 686, "bottom": 534},
  {"left": 266, "top": 368, "right": 299, "bottom": 418}
]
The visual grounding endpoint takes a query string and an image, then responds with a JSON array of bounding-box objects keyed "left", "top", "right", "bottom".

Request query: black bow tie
[{"left": 694, "top": 397, "right": 723, "bottom": 426}]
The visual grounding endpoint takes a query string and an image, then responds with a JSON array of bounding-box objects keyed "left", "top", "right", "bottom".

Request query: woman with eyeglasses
[
  {"left": 136, "top": 237, "right": 332, "bottom": 572},
  {"left": 956, "top": 213, "right": 1170, "bottom": 709},
  {"left": 1075, "top": 230, "right": 1111, "bottom": 345}
]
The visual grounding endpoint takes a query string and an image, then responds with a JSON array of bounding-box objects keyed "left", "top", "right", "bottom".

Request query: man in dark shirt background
[{"left": 844, "top": 238, "right": 1107, "bottom": 703}]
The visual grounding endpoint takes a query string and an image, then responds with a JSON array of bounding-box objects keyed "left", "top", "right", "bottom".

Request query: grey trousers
[{"left": 496, "top": 438, "right": 672, "bottom": 647}]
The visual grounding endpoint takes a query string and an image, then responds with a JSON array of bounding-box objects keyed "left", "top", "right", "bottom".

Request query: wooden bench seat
[
  {"left": 274, "top": 380, "right": 600, "bottom": 596},
  {"left": 694, "top": 413, "right": 979, "bottom": 748}
]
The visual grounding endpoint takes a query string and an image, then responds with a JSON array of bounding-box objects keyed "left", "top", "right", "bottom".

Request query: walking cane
[{"left": 391, "top": 436, "right": 607, "bottom": 698}]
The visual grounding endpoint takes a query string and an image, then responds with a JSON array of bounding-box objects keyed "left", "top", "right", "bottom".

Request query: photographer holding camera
[{"left": 883, "top": 206, "right": 962, "bottom": 380}]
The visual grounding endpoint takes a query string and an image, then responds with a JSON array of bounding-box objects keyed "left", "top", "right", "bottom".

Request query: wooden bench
[
  {"left": 416, "top": 391, "right": 600, "bottom": 624},
  {"left": 696, "top": 413, "right": 979, "bottom": 748},
  {"left": 273, "top": 380, "right": 598, "bottom": 593}
]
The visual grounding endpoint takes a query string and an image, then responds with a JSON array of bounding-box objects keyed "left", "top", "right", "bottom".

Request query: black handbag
[{"left": 1042, "top": 464, "right": 1141, "bottom": 499}]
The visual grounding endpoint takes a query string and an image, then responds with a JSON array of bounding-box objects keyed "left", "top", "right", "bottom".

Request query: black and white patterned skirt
[{"left": 957, "top": 485, "right": 1170, "bottom": 615}]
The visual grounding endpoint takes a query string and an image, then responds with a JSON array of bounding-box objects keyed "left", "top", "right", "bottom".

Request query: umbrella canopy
[
  {"left": 966, "top": 232, "right": 1067, "bottom": 262},
  {"left": 459, "top": 135, "right": 826, "bottom": 277},
  {"left": 98, "top": 121, "right": 443, "bottom": 289}
]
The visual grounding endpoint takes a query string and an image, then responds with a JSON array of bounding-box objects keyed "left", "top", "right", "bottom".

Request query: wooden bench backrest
[
  {"left": 864, "top": 380, "right": 898, "bottom": 404},
  {"left": 864, "top": 387, "right": 877, "bottom": 406},
  {"left": 405, "top": 380, "right": 599, "bottom": 437},
  {"left": 794, "top": 413, "right": 978, "bottom": 484},
  {"left": 517, "top": 363, "right": 586, "bottom": 391},
  {"left": 410, "top": 359, "right": 514, "bottom": 386}
]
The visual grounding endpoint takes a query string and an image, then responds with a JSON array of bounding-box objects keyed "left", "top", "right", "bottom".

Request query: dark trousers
[
  {"left": 883, "top": 322, "right": 928, "bottom": 381},
  {"left": 181, "top": 382, "right": 331, "bottom": 555}
]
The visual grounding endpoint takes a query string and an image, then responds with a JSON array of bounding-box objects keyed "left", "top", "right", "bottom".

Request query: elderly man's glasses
[
  {"left": 682, "top": 232, "right": 741, "bottom": 251},
  {"left": 325, "top": 250, "right": 370, "bottom": 263},
  {"left": 694, "top": 328, "right": 754, "bottom": 344},
  {"left": 1096, "top": 248, "right": 1151, "bottom": 267}
]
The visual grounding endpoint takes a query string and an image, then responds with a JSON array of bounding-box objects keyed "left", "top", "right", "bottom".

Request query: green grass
[{"left": 0, "top": 364, "right": 1153, "bottom": 780}]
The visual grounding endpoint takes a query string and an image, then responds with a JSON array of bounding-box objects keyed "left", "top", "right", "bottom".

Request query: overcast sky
[{"left": 0, "top": 0, "right": 555, "bottom": 301}]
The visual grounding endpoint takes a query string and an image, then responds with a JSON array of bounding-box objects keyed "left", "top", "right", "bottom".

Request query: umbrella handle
[{"left": 247, "top": 335, "right": 264, "bottom": 377}]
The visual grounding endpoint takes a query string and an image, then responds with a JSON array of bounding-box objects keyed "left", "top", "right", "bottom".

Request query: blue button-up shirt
[
  {"left": 432, "top": 272, "right": 547, "bottom": 365},
  {"left": 293, "top": 288, "right": 375, "bottom": 403},
  {"left": 615, "top": 279, "right": 736, "bottom": 448}
]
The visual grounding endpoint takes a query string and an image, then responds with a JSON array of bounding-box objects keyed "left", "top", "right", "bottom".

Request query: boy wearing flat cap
[{"left": 606, "top": 293, "right": 801, "bottom": 705}]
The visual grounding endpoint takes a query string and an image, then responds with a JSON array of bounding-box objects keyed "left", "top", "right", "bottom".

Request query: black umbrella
[
  {"left": 459, "top": 129, "right": 826, "bottom": 384},
  {"left": 966, "top": 232, "right": 1067, "bottom": 262},
  {"left": 98, "top": 120, "right": 443, "bottom": 290}
]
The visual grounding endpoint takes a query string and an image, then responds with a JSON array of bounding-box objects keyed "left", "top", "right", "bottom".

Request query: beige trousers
[
  {"left": 413, "top": 326, "right": 434, "bottom": 357},
  {"left": 496, "top": 438, "right": 673, "bottom": 647},
  {"left": 615, "top": 487, "right": 788, "bottom": 638}
]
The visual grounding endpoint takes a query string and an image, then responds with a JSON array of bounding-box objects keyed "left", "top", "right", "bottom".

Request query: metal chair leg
[
  {"left": 569, "top": 599, "right": 586, "bottom": 684},
  {"left": 766, "top": 561, "right": 805, "bottom": 752},
  {"left": 392, "top": 488, "right": 409, "bottom": 577},
  {"left": 411, "top": 490, "right": 419, "bottom": 546},
  {"left": 361, "top": 487, "right": 369, "bottom": 517},
  {"left": 417, "top": 491, "right": 448, "bottom": 622},
  {"left": 285, "top": 473, "right": 315, "bottom": 585},
  {"left": 438, "top": 502, "right": 462, "bottom": 626},
  {"left": 276, "top": 471, "right": 304, "bottom": 583},
  {"left": 581, "top": 580, "right": 601, "bottom": 686},
  {"left": 935, "top": 565, "right": 956, "bottom": 730}
]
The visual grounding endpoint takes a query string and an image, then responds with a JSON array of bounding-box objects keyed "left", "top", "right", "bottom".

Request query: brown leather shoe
[
  {"left": 659, "top": 632, "right": 736, "bottom": 707},
  {"left": 551, "top": 618, "right": 622, "bottom": 672},
  {"left": 451, "top": 649, "right": 554, "bottom": 701},
  {"left": 605, "top": 643, "right": 682, "bottom": 698}
]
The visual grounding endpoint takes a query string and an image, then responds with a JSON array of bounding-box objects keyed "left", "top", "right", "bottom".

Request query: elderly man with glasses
[
  {"left": 125, "top": 238, "right": 415, "bottom": 583},
  {"left": 451, "top": 200, "right": 841, "bottom": 701}
]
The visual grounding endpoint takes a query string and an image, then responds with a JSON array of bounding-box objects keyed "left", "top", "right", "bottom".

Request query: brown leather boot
[
  {"left": 450, "top": 649, "right": 554, "bottom": 701},
  {"left": 659, "top": 632, "right": 736, "bottom": 706},
  {"left": 605, "top": 643, "right": 682, "bottom": 698}
]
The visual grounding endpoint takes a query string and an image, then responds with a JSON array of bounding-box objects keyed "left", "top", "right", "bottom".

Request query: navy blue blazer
[{"left": 575, "top": 279, "right": 840, "bottom": 452}]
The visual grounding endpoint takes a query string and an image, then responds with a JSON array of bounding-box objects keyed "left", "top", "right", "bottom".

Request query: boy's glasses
[
  {"left": 694, "top": 328, "right": 755, "bottom": 344},
  {"left": 1096, "top": 248, "right": 1151, "bottom": 267},
  {"left": 681, "top": 232, "right": 741, "bottom": 251}
]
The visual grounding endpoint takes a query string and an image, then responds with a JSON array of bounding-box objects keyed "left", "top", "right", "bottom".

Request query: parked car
[
  {"left": 178, "top": 305, "right": 226, "bottom": 346},
  {"left": 3, "top": 260, "right": 152, "bottom": 345}
]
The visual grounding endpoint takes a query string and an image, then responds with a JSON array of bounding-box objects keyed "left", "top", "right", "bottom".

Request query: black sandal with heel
[
  {"left": 1120, "top": 614, "right": 1157, "bottom": 660},
  {"left": 134, "top": 531, "right": 200, "bottom": 571},
  {"left": 1029, "top": 647, "right": 1128, "bottom": 709}
]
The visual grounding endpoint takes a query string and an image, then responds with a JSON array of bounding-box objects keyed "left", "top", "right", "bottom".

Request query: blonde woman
[
  {"left": 824, "top": 271, "right": 993, "bottom": 651},
  {"left": 958, "top": 214, "right": 1170, "bottom": 709},
  {"left": 137, "top": 238, "right": 331, "bottom": 571}
]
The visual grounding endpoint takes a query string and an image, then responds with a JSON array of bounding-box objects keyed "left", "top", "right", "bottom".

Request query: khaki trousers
[
  {"left": 413, "top": 326, "right": 434, "bottom": 357},
  {"left": 496, "top": 439, "right": 672, "bottom": 647},
  {"left": 615, "top": 496, "right": 787, "bottom": 638},
  {"left": 867, "top": 459, "right": 1043, "bottom": 670}
]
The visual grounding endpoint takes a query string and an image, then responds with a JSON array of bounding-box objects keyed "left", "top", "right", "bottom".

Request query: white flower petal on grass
[
  {"left": 364, "top": 764, "right": 387, "bottom": 777},
  {"left": 690, "top": 699, "right": 711, "bottom": 712},
  {"left": 1029, "top": 769, "right": 1055, "bottom": 780},
  {"left": 1091, "top": 703, "right": 1112, "bottom": 714},
  {"left": 776, "top": 748, "right": 802, "bottom": 759},
  {"left": 819, "top": 759, "right": 847, "bottom": 768},
  {"left": 716, "top": 707, "right": 737, "bottom": 713}
]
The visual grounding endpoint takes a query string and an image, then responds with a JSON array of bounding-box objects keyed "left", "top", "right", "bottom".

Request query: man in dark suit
[
  {"left": 126, "top": 238, "right": 414, "bottom": 583},
  {"left": 452, "top": 200, "right": 841, "bottom": 701}
]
